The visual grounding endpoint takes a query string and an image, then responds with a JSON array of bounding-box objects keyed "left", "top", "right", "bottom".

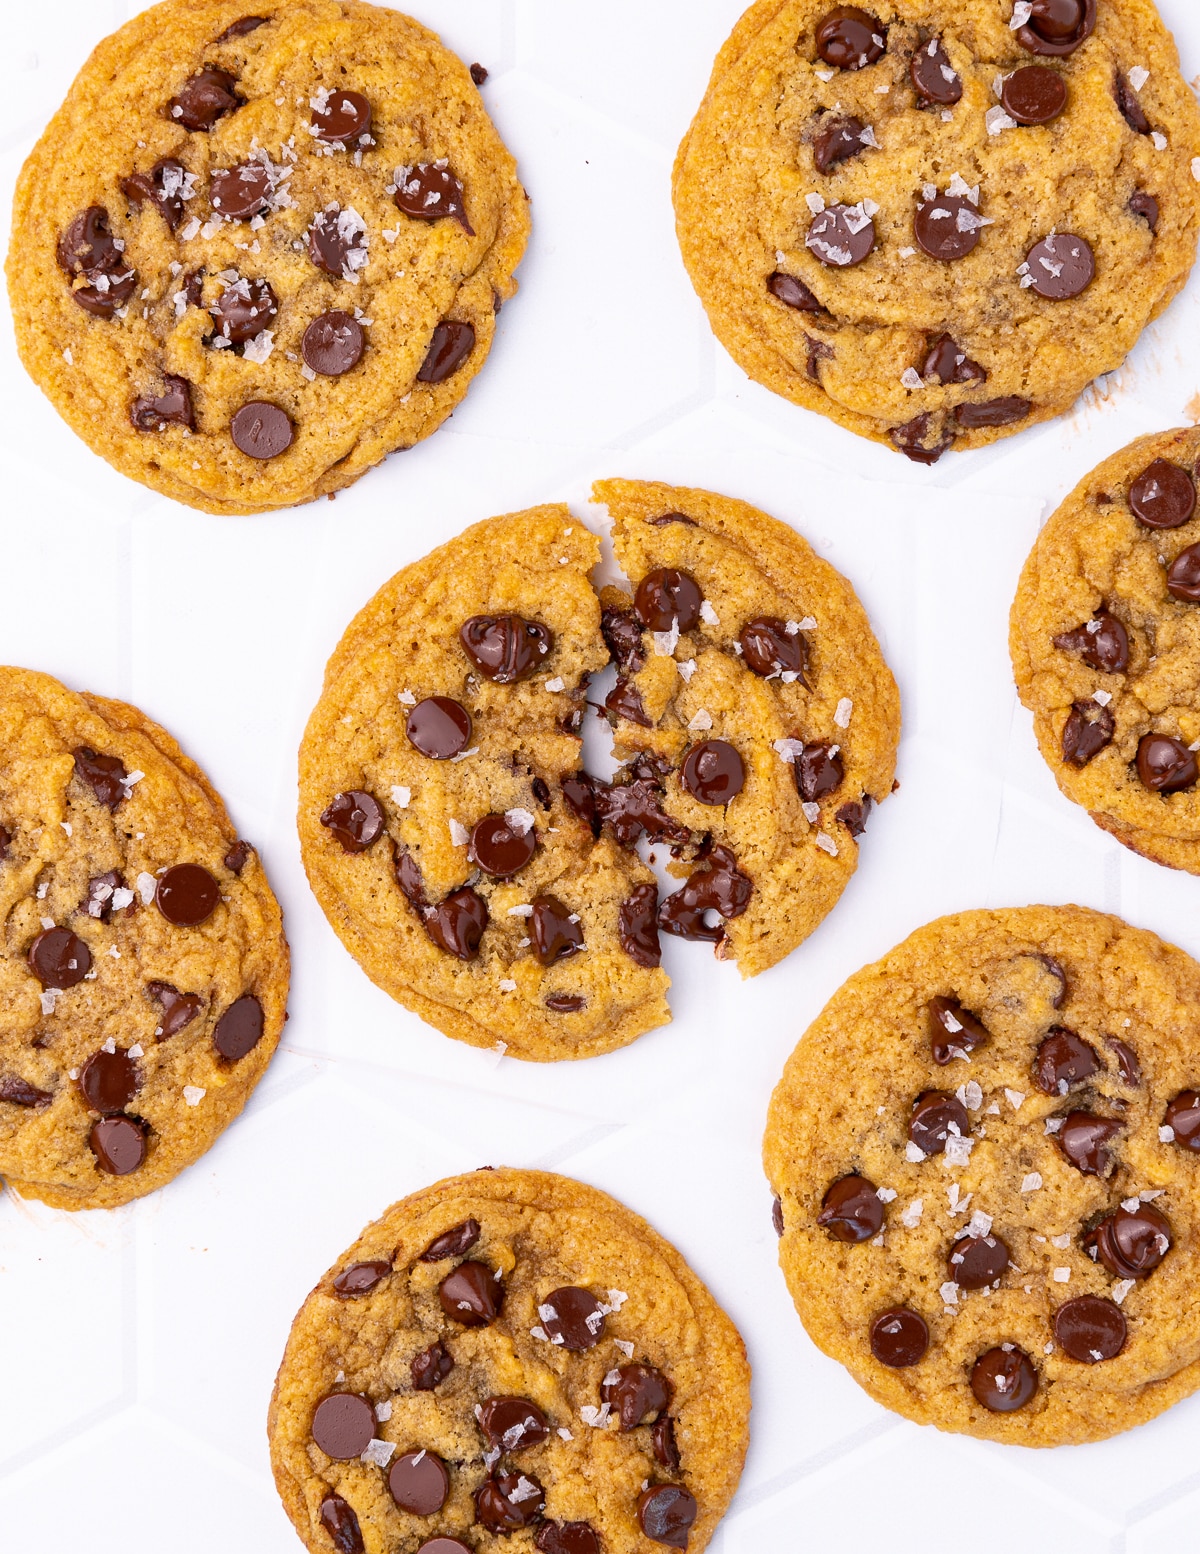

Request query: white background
[{"left": 2, "top": 3, "right": 1200, "bottom": 1550}]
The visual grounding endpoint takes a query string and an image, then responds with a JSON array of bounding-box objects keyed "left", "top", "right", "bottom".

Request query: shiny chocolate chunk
[
  {"left": 813, "top": 115, "right": 870, "bottom": 174},
  {"left": 333, "top": 1260, "right": 391, "bottom": 1297},
  {"left": 1115, "top": 70, "right": 1151, "bottom": 134},
  {"left": 393, "top": 162, "right": 474, "bottom": 234},
  {"left": 870, "top": 1308, "right": 928, "bottom": 1367},
  {"left": 1025, "top": 233, "right": 1094, "bottom": 299},
  {"left": 807, "top": 202, "right": 876, "bottom": 267},
  {"left": 602, "top": 1365, "right": 672, "bottom": 1430},
  {"left": 420, "top": 1542, "right": 472, "bottom": 1554},
  {"left": 1137, "top": 735, "right": 1198, "bottom": 793},
  {"left": 439, "top": 1260, "right": 503, "bottom": 1326},
  {"left": 131, "top": 376, "right": 195, "bottom": 432},
  {"left": 1129, "top": 190, "right": 1159, "bottom": 231},
  {"left": 89, "top": 1115, "right": 147, "bottom": 1175},
  {"left": 28, "top": 927, "right": 91, "bottom": 989},
  {"left": 311, "top": 1393, "right": 375, "bottom": 1459},
  {"left": 146, "top": 981, "right": 202, "bottom": 1039},
  {"left": 911, "top": 37, "right": 961, "bottom": 105},
  {"left": 418, "top": 320, "right": 476, "bottom": 384},
  {"left": 307, "top": 204, "right": 368, "bottom": 279},
  {"left": 658, "top": 845, "right": 752, "bottom": 941},
  {"left": 121, "top": 157, "right": 192, "bottom": 231},
  {"left": 301, "top": 311, "right": 365, "bottom": 376},
  {"left": 915, "top": 192, "right": 984, "bottom": 263},
  {"left": 475, "top": 1473, "right": 545, "bottom": 1532},
  {"left": 1057, "top": 1111, "right": 1120, "bottom": 1174},
  {"left": 470, "top": 63, "right": 489, "bottom": 85},
  {"left": 79, "top": 1048, "right": 139, "bottom": 1113},
  {"left": 460, "top": 615, "right": 554, "bottom": 683},
  {"left": 312, "top": 89, "right": 372, "bottom": 144},
  {"left": 0, "top": 1075, "right": 53, "bottom": 1107},
  {"left": 425, "top": 888, "right": 488, "bottom": 960},
  {"left": 1034, "top": 1028, "right": 1100, "bottom": 1094},
  {"left": 213, "top": 994, "right": 264, "bottom": 1060},
  {"left": 531, "top": 896, "right": 585, "bottom": 965},
  {"left": 923, "top": 334, "right": 986, "bottom": 386},
  {"left": 891, "top": 412, "right": 953, "bottom": 463},
  {"left": 1085, "top": 1204, "right": 1171, "bottom": 1279},
  {"left": 1061, "top": 699, "right": 1114, "bottom": 767},
  {"left": 653, "top": 1416, "right": 681, "bottom": 1473},
  {"left": 212, "top": 275, "right": 278, "bottom": 344},
  {"left": 835, "top": 798, "right": 871, "bottom": 836},
  {"left": 420, "top": 1218, "right": 481, "bottom": 1261},
  {"left": 469, "top": 813, "right": 537, "bottom": 877},
  {"left": 1129, "top": 460, "right": 1196, "bottom": 529},
  {"left": 477, "top": 1396, "right": 550, "bottom": 1450},
  {"left": 231, "top": 401, "right": 293, "bottom": 459},
  {"left": 411, "top": 1339, "right": 454, "bottom": 1390},
  {"left": 928, "top": 995, "right": 990, "bottom": 1064},
  {"left": 818, "top": 1174, "right": 884, "bottom": 1242},
  {"left": 406, "top": 697, "right": 472, "bottom": 759},
  {"left": 536, "top": 1524, "right": 601, "bottom": 1554},
  {"left": 545, "top": 994, "right": 586, "bottom": 1013},
  {"left": 638, "top": 1486, "right": 697, "bottom": 1550},
  {"left": 83, "top": 870, "right": 130, "bottom": 923},
  {"left": 388, "top": 1451, "right": 449, "bottom": 1515},
  {"left": 970, "top": 1347, "right": 1038, "bottom": 1412},
  {"left": 680, "top": 740, "right": 744, "bottom": 806},
  {"left": 156, "top": 863, "right": 219, "bottom": 926},
  {"left": 319, "top": 1495, "right": 364, "bottom": 1554},
  {"left": 948, "top": 1233, "right": 1010, "bottom": 1290},
  {"left": 1053, "top": 610, "right": 1129, "bottom": 673},
  {"left": 210, "top": 161, "right": 270, "bottom": 220},
  {"left": 1015, "top": 0, "right": 1096, "bottom": 56},
  {"left": 1167, "top": 544, "right": 1200, "bottom": 602},
  {"left": 767, "top": 271, "right": 824, "bottom": 312},
  {"left": 815, "top": 7, "right": 885, "bottom": 69},
  {"left": 739, "top": 616, "right": 808, "bottom": 681},
  {"left": 619, "top": 882, "right": 661, "bottom": 967},
  {"left": 320, "top": 791, "right": 385, "bottom": 853},
  {"left": 168, "top": 68, "right": 241, "bottom": 131},
  {"left": 1002, "top": 65, "right": 1068, "bottom": 124},
  {"left": 56, "top": 207, "right": 136, "bottom": 317},
  {"left": 773, "top": 1196, "right": 785, "bottom": 1236},
  {"left": 634, "top": 568, "right": 703, "bottom": 632},
  {"left": 909, "top": 1091, "right": 969, "bottom": 1156},
  {"left": 1054, "top": 1296, "right": 1127, "bottom": 1362},
  {"left": 541, "top": 1286, "right": 605, "bottom": 1351},
  {"left": 601, "top": 607, "right": 645, "bottom": 672},
  {"left": 797, "top": 742, "right": 844, "bottom": 801},
  {"left": 1165, "top": 1090, "right": 1200, "bottom": 1150},
  {"left": 73, "top": 748, "right": 129, "bottom": 810},
  {"left": 605, "top": 677, "right": 652, "bottom": 726},
  {"left": 1107, "top": 1036, "right": 1141, "bottom": 1086},
  {"left": 393, "top": 843, "right": 428, "bottom": 909},
  {"left": 215, "top": 16, "right": 268, "bottom": 41}
]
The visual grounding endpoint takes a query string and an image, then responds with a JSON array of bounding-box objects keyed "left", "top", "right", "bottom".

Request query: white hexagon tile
[{"left": 2, "top": 3, "right": 1200, "bottom": 1552}]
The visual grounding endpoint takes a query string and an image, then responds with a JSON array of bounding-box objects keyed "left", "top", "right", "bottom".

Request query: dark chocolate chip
[
  {"left": 805, "top": 333, "right": 835, "bottom": 381},
  {"left": 1053, "top": 1296, "right": 1127, "bottom": 1362},
  {"left": 536, "top": 1524, "right": 600, "bottom": 1554},
  {"left": 1061, "top": 699, "right": 1114, "bottom": 767},
  {"left": 477, "top": 1396, "right": 550, "bottom": 1450},
  {"left": 1165, "top": 1090, "right": 1200, "bottom": 1150},
  {"left": 602, "top": 1365, "right": 672, "bottom": 1430},
  {"left": 948, "top": 1232, "right": 1011, "bottom": 1290},
  {"left": 307, "top": 205, "right": 368, "bottom": 279},
  {"left": 1057, "top": 1111, "right": 1121, "bottom": 1174},
  {"left": 215, "top": 16, "right": 269, "bottom": 42},
  {"left": 910, "top": 37, "right": 961, "bottom": 105},
  {"left": 28, "top": 928, "right": 92, "bottom": 989},
  {"left": 1167, "top": 543, "right": 1200, "bottom": 602},
  {"left": 56, "top": 207, "right": 136, "bottom": 317},
  {"left": 406, "top": 697, "right": 472, "bottom": 759},
  {"left": 813, "top": 115, "right": 870, "bottom": 174},
  {"left": 619, "top": 882, "right": 661, "bottom": 967},
  {"left": 89, "top": 1114, "right": 147, "bottom": 1175},
  {"left": 82, "top": 870, "right": 129, "bottom": 923},
  {"left": 146, "top": 981, "right": 202, "bottom": 1039},
  {"left": 970, "top": 1347, "right": 1038, "bottom": 1412},
  {"left": 818, "top": 1174, "right": 884, "bottom": 1243},
  {"left": 1129, "top": 460, "right": 1196, "bottom": 529},
  {"left": 601, "top": 607, "right": 645, "bottom": 673},
  {"left": 797, "top": 743, "right": 844, "bottom": 802},
  {"left": 923, "top": 334, "right": 986, "bottom": 386},
  {"left": 680, "top": 740, "right": 744, "bottom": 806},
  {"left": 474, "top": 1473, "right": 545, "bottom": 1532},
  {"left": 1129, "top": 190, "right": 1159, "bottom": 231},
  {"left": 1053, "top": 611, "right": 1129, "bottom": 672},
  {"left": 168, "top": 68, "right": 242, "bottom": 132},
  {"left": 321, "top": 791, "right": 385, "bottom": 853},
  {"left": 541, "top": 1286, "right": 606, "bottom": 1350},
  {"left": 425, "top": 888, "right": 489, "bottom": 960},
  {"left": 1025, "top": 233, "right": 1094, "bottom": 299},
  {"left": 211, "top": 276, "right": 278, "bottom": 344},
  {"left": 835, "top": 798, "right": 871, "bottom": 836},
  {"left": 439, "top": 1260, "right": 503, "bottom": 1326},
  {"left": 815, "top": 6, "right": 886, "bottom": 69},
  {"left": 772, "top": 1196, "right": 785, "bottom": 1236},
  {"left": 634, "top": 568, "right": 703, "bottom": 632},
  {"left": 739, "top": 617, "right": 808, "bottom": 681},
  {"left": 658, "top": 845, "right": 752, "bottom": 941},
  {"left": 605, "top": 677, "right": 652, "bottom": 726},
  {"left": 807, "top": 202, "right": 876, "bottom": 267},
  {"left": 79, "top": 1048, "right": 139, "bottom": 1113},
  {"left": 1039, "top": 954, "right": 1069, "bottom": 1006},
  {"left": 870, "top": 1308, "right": 928, "bottom": 1367},
  {"left": 183, "top": 267, "right": 205, "bottom": 310},
  {"left": 0, "top": 1075, "right": 53, "bottom": 1107},
  {"left": 1137, "top": 735, "right": 1198, "bottom": 793},
  {"left": 1107, "top": 1037, "right": 1141, "bottom": 1086},
  {"left": 300, "top": 310, "right": 365, "bottom": 376},
  {"left": 1015, "top": 0, "right": 1096, "bottom": 57},
  {"left": 333, "top": 1261, "right": 390, "bottom": 1297},
  {"left": 131, "top": 375, "right": 195, "bottom": 432},
  {"left": 224, "top": 841, "right": 251, "bottom": 874},
  {"left": 908, "top": 1091, "right": 970, "bottom": 1156},
  {"left": 210, "top": 161, "right": 270, "bottom": 220},
  {"left": 914, "top": 192, "right": 984, "bottom": 262},
  {"left": 388, "top": 1451, "right": 449, "bottom": 1515},
  {"left": 73, "top": 746, "right": 129, "bottom": 809},
  {"left": 1033, "top": 1028, "right": 1100, "bottom": 1094},
  {"left": 469, "top": 813, "right": 537, "bottom": 877},
  {"left": 311, "top": 1393, "right": 375, "bottom": 1459},
  {"left": 1085, "top": 1204, "right": 1171, "bottom": 1279},
  {"left": 1115, "top": 70, "right": 1151, "bottom": 135},
  {"left": 460, "top": 616, "right": 554, "bottom": 683},
  {"left": 420, "top": 1542, "right": 472, "bottom": 1554},
  {"left": 1002, "top": 65, "right": 1068, "bottom": 124},
  {"left": 637, "top": 1485, "right": 697, "bottom": 1550},
  {"left": 319, "top": 1495, "right": 364, "bottom": 1554},
  {"left": 653, "top": 1416, "right": 681, "bottom": 1473},
  {"left": 530, "top": 896, "right": 585, "bottom": 965},
  {"left": 927, "top": 996, "right": 990, "bottom": 1064},
  {"left": 213, "top": 994, "right": 264, "bottom": 1060},
  {"left": 311, "top": 90, "right": 372, "bottom": 145},
  {"left": 767, "top": 271, "right": 824, "bottom": 312},
  {"left": 394, "top": 163, "right": 474, "bottom": 234},
  {"left": 532, "top": 777, "right": 552, "bottom": 810},
  {"left": 417, "top": 321, "right": 476, "bottom": 384},
  {"left": 121, "top": 158, "right": 192, "bottom": 231},
  {"left": 230, "top": 401, "right": 293, "bottom": 460},
  {"left": 156, "top": 863, "right": 219, "bottom": 926},
  {"left": 890, "top": 412, "right": 952, "bottom": 463},
  {"left": 392, "top": 842, "right": 428, "bottom": 911},
  {"left": 470, "top": 63, "right": 489, "bottom": 85},
  {"left": 545, "top": 993, "right": 586, "bottom": 1012},
  {"left": 420, "top": 1218, "right": 481, "bottom": 1261},
  {"left": 411, "top": 1340, "right": 454, "bottom": 1390}
]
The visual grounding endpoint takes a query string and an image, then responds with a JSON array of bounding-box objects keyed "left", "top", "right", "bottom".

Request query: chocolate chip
[
  {"left": 213, "top": 994, "right": 264, "bottom": 1060},
  {"left": 619, "top": 882, "right": 661, "bottom": 967},
  {"left": 530, "top": 896, "right": 585, "bottom": 966},
  {"left": 183, "top": 267, "right": 205, "bottom": 307},
  {"left": 602, "top": 1365, "right": 672, "bottom": 1430},
  {"left": 131, "top": 375, "right": 195, "bottom": 432},
  {"left": 332, "top": 1259, "right": 390, "bottom": 1297},
  {"left": 1107, "top": 1036, "right": 1141, "bottom": 1086},
  {"left": 545, "top": 994, "right": 586, "bottom": 1013},
  {"left": 1015, "top": 0, "right": 1096, "bottom": 57},
  {"left": 815, "top": 6, "right": 885, "bottom": 69},
  {"left": 224, "top": 841, "right": 251, "bottom": 874},
  {"left": 477, "top": 1397, "right": 550, "bottom": 1450},
  {"left": 394, "top": 842, "right": 428, "bottom": 909},
  {"left": 210, "top": 162, "right": 270, "bottom": 220},
  {"left": 1166, "top": 542, "right": 1200, "bottom": 603},
  {"left": 914, "top": 192, "right": 984, "bottom": 263},
  {"left": 601, "top": 607, "right": 645, "bottom": 673},
  {"left": 71, "top": 751, "right": 129, "bottom": 818},
  {"left": 541, "top": 1286, "right": 605, "bottom": 1350},
  {"left": 923, "top": 334, "right": 986, "bottom": 386},
  {"left": 797, "top": 743, "right": 844, "bottom": 802},
  {"left": 927, "top": 996, "right": 990, "bottom": 1064},
  {"left": 680, "top": 740, "right": 744, "bottom": 806},
  {"left": 388, "top": 1451, "right": 449, "bottom": 1515},
  {"left": 156, "top": 863, "right": 219, "bottom": 926},
  {"left": 79, "top": 1048, "right": 139, "bottom": 1113},
  {"left": 469, "top": 813, "right": 537, "bottom": 877},
  {"left": 1061, "top": 699, "right": 1114, "bottom": 767},
  {"left": 766, "top": 271, "right": 824, "bottom": 312},
  {"left": 308, "top": 204, "right": 369, "bottom": 280},
  {"left": 311, "top": 1393, "right": 375, "bottom": 1459},
  {"left": 418, "top": 320, "right": 476, "bottom": 384},
  {"left": 475, "top": 1473, "right": 545, "bottom": 1532},
  {"left": 321, "top": 791, "right": 385, "bottom": 853},
  {"left": 311, "top": 90, "right": 372, "bottom": 145},
  {"left": 1129, "top": 191, "right": 1159, "bottom": 231},
  {"left": 1033, "top": 1028, "right": 1100, "bottom": 1094},
  {"left": 805, "top": 333, "right": 835, "bottom": 381},
  {"left": 319, "top": 1495, "right": 364, "bottom": 1554},
  {"left": 1057, "top": 1111, "right": 1121, "bottom": 1174},
  {"left": 28, "top": 928, "right": 91, "bottom": 989},
  {"left": 425, "top": 888, "right": 489, "bottom": 960},
  {"left": 82, "top": 870, "right": 130, "bottom": 923},
  {"left": 168, "top": 67, "right": 241, "bottom": 131},
  {"left": 89, "top": 1115, "right": 147, "bottom": 1175},
  {"left": 406, "top": 697, "right": 473, "bottom": 759},
  {"left": 870, "top": 1308, "right": 928, "bottom": 1367},
  {"left": 0, "top": 1075, "right": 53, "bottom": 1107},
  {"left": 460, "top": 615, "right": 554, "bottom": 683},
  {"left": 739, "top": 616, "right": 808, "bottom": 681},
  {"left": 1053, "top": 1296, "right": 1127, "bottom": 1363},
  {"left": 536, "top": 1523, "right": 600, "bottom": 1554},
  {"left": 411, "top": 1339, "right": 454, "bottom": 1390},
  {"left": 1137, "top": 735, "right": 1198, "bottom": 793},
  {"left": 1025, "top": 233, "right": 1094, "bottom": 299},
  {"left": 56, "top": 207, "right": 136, "bottom": 318},
  {"left": 1053, "top": 610, "right": 1129, "bottom": 672},
  {"left": 394, "top": 163, "right": 474, "bottom": 234},
  {"left": 835, "top": 798, "right": 871, "bottom": 836},
  {"left": 890, "top": 412, "right": 952, "bottom": 464},
  {"left": 970, "top": 1347, "right": 1038, "bottom": 1412},
  {"left": 1165, "top": 1090, "right": 1200, "bottom": 1150},
  {"left": 818, "top": 1175, "right": 884, "bottom": 1243},
  {"left": 605, "top": 678, "right": 652, "bottom": 726},
  {"left": 231, "top": 401, "right": 293, "bottom": 460},
  {"left": 296, "top": 309, "right": 365, "bottom": 377},
  {"left": 1002, "top": 65, "right": 1067, "bottom": 124},
  {"left": 1115, "top": 70, "right": 1151, "bottom": 135},
  {"left": 633, "top": 569, "right": 703, "bottom": 632},
  {"left": 948, "top": 1233, "right": 1011, "bottom": 1290},
  {"left": 420, "top": 1218, "right": 481, "bottom": 1261},
  {"left": 420, "top": 1542, "right": 472, "bottom": 1554},
  {"left": 772, "top": 1196, "right": 785, "bottom": 1236},
  {"left": 653, "top": 1415, "right": 681, "bottom": 1472},
  {"left": 909, "top": 1091, "right": 970, "bottom": 1156},
  {"left": 121, "top": 158, "right": 191, "bottom": 231},
  {"left": 0, "top": 825, "right": 10, "bottom": 860},
  {"left": 813, "top": 115, "right": 870, "bottom": 174},
  {"left": 910, "top": 37, "right": 961, "bottom": 105},
  {"left": 658, "top": 845, "right": 752, "bottom": 941},
  {"left": 470, "top": 63, "right": 489, "bottom": 85},
  {"left": 637, "top": 1486, "right": 697, "bottom": 1550},
  {"left": 215, "top": 16, "right": 268, "bottom": 42},
  {"left": 1085, "top": 1204, "right": 1171, "bottom": 1279},
  {"left": 146, "top": 981, "right": 202, "bottom": 1039},
  {"left": 439, "top": 1260, "right": 503, "bottom": 1325},
  {"left": 807, "top": 203, "right": 876, "bottom": 267},
  {"left": 1129, "top": 459, "right": 1196, "bottom": 529}
]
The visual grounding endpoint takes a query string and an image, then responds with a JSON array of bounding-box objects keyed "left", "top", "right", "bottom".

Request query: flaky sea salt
[
  {"left": 876, "top": 1186, "right": 898, "bottom": 1204},
  {"left": 360, "top": 1439, "right": 395, "bottom": 1468},
  {"left": 375, "top": 1401, "right": 393, "bottom": 1422},
  {"left": 1052, "top": 1267, "right": 1071, "bottom": 1283},
  {"left": 1152, "top": 131, "right": 1169, "bottom": 151},
  {"left": 1010, "top": 0, "right": 1033, "bottom": 27},
  {"left": 940, "top": 1281, "right": 960, "bottom": 1306},
  {"left": 136, "top": 871, "right": 157, "bottom": 906},
  {"left": 773, "top": 738, "right": 805, "bottom": 765},
  {"left": 508, "top": 904, "right": 534, "bottom": 918},
  {"left": 957, "top": 1080, "right": 983, "bottom": 1111},
  {"left": 802, "top": 802, "right": 820, "bottom": 824},
  {"left": 544, "top": 677, "right": 566, "bottom": 693},
  {"left": 815, "top": 833, "right": 838, "bottom": 857},
  {"left": 699, "top": 600, "right": 720, "bottom": 626},
  {"left": 805, "top": 192, "right": 826, "bottom": 214},
  {"left": 398, "top": 689, "right": 417, "bottom": 706},
  {"left": 1128, "top": 65, "right": 1150, "bottom": 90},
  {"left": 390, "top": 785, "right": 411, "bottom": 808},
  {"left": 1021, "top": 1173, "right": 1043, "bottom": 1194},
  {"left": 834, "top": 698, "right": 853, "bottom": 728},
  {"left": 449, "top": 819, "right": 469, "bottom": 847},
  {"left": 579, "top": 1404, "right": 611, "bottom": 1428},
  {"left": 1160, "top": 1124, "right": 1176, "bottom": 1143},
  {"left": 901, "top": 367, "right": 924, "bottom": 390},
  {"left": 504, "top": 808, "right": 536, "bottom": 836},
  {"left": 966, "top": 1210, "right": 993, "bottom": 1238},
  {"left": 901, "top": 1198, "right": 923, "bottom": 1228},
  {"left": 183, "top": 1085, "right": 206, "bottom": 1106},
  {"left": 1112, "top": 1280, "right": 1135, "bottom": 1305},
  {"left": 986, "top": 106, "right": 1017, "bottom": 135},
  {"left": 905, "top": 1141, "right": 926, "bottom": 1164},
  {"left": 688, "top": 710, "right": 713, "bottom": 731},
  {"left": 677, "top": 659, "right": 697, "bottom": 683}
]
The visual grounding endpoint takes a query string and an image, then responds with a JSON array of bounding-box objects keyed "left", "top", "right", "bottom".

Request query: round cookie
[
  {"left": 1011, "top": 426, "right": 1200, "bottom": 872},
  {"left": 764, "top": 905, "right": 1200, "bottom": 1445},
  {"left": 673, "top": 0, "right": 1200, "bottom": 462},
  {"left": 0, "top": 668, "right": 288, "bottom": 1209},
  {"left": 6, "top": 0, "right": 529, "bottom": 515},
  {"left": 268, "top": 1168, "right": 750, "bottom": 1554},
  {"left": 297, "top": 485, "right": 900, "bottom": 1061}
]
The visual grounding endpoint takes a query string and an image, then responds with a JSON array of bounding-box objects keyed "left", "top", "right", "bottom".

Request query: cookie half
[
  {"left": 1011, "top": 427, "right": 1200, "bottom": 872},
  {"left": 765, "top": 905, "right": 1200, "bottom": 1445},
  {"left": 673, "top": 0, "right": 1200, "bottom": 462},
  {"left": 268, "top": 1168, "right": 750, "bottom": 1554},
  {"left": 297, "top": 485, "right": 899, "bottom": 1060},
  {"left": 6, "top": 0, "right": 529, "bottom": 514},
  {"left": 0, "top": 668, "right": 288, "bottom": 1209}
]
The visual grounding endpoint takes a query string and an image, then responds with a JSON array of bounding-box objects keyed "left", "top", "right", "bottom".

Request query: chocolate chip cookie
[
  {"left": 268, "top": 1168, "right": 750, "bottom": 1554},
  {"left": 7, "top": 1, "right": 528, "bottom": 514},
  {"left": 297, "top": 485, "right": 899, "bottom": 1061},
  {"left": 1011, "top": 427, "right": 1200, "bottom": 872},
  {"left": 765, "top": 905, "right": 1200, "bottom": 1444},
  {"left": 0, "top": 668, "right": 287, "bottom": 1209},
  {"left": 673, "top": 1, "right": 1200, "bottom": 462}
]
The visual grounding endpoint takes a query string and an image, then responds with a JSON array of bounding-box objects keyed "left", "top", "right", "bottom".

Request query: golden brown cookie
[
  {"left": 765, "top": 905, "right": 1200, "bottom": 1445},
  {"left": 0, "top": 667, "right": 288, "bottom": 1210},
  {"left": 1011, "top": 427, "right": 1200, "bottom": 872},
  {"left": 268, "top": 1168, "right": 750, "bottom": 1554},
  {"left": 6, "top": 0, "right": 529, "bottom": 515},
  {"left": 296, "top": 484, "right": 900, "bottom": 1061},
  {"left": 673, "top": 0, "right": 1200, "bottom": 462}
]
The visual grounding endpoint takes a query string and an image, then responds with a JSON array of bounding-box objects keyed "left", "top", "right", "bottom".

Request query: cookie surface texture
[
  {"left": 1011, "top": 427, "right": 1200, "bottom": 872},
  {"left": 268, "top": 1168, "right": 750, "bottom": 1554},
  {"left": 297, "top": 487, "right": 899, "bottom": 1061},
  {"left": 673, "top": 0, "right": 1200, "bottom": 462},
  {"left": 764, "top": 905, "right": 1200, "bottom": 1445},
  {"left": 0, "top": 667, "right": 288, "bottom": 1209},
  {"left": 6, "top": 0, "right": 529, "bottom": 514}
]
